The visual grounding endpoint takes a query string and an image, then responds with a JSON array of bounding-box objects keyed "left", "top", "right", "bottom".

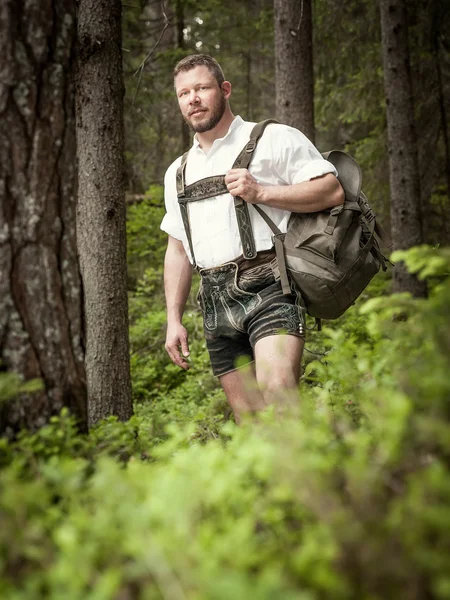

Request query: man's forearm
[
  {"left": 258, "top": 173, "right": 344, "bottom": 213},
  {"left": 225, "top": 170, "right": 345, "bottom": 213},
  {"left": 164, "top": 238, "right": 193, "bottom": 324}
]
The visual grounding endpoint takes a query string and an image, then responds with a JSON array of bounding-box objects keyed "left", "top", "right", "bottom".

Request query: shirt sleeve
[
  {"left": 160, "top": 158, "right": 187, "bottom": 242},
  {"left": 262, "top": 124, "right": 337, "bottom": 185}
]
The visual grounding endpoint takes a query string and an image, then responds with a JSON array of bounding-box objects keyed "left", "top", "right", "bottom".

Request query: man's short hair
[{"left": 173, "top": 54, "right": 225, "bottom": 87}]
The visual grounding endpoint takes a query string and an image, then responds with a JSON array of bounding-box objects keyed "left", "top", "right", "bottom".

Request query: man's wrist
[
  {"left": 257, "top": 185, "right": 269, "bottom": 205},
  {"left": 167, "top": 309, "right": 183, "bottom": 325}
]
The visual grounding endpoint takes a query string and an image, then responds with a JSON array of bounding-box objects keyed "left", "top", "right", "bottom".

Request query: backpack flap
[{"left": 323, "top": 150, "right": 362, "bottom": 203}]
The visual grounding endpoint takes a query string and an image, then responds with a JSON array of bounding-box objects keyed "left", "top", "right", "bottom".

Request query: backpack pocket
[{"left": 284, "top": 205, "right": 358, "bottom": 263}]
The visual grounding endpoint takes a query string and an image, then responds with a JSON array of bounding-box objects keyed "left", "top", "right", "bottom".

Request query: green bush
[
  {"left": 1, "top": 246, "right": 449, "bottom": 599},
  {"left": 126, "top": 185, "right": 166, "bottom": 288},
  {"left": 126, "top": 188, "right": 227, "bottom": 436}
]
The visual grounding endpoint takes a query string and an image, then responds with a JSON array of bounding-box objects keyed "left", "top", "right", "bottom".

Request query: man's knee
[
  {"left": 257, "top": 368, "right": 299, "bottom": 400},
  {"left": 219, "top": 367, "right": 266, "bottom": 422}
]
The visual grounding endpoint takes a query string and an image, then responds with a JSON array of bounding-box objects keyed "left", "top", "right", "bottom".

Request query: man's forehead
[{"left": 174, "top": 65, "right": 215, "bottom": 87}]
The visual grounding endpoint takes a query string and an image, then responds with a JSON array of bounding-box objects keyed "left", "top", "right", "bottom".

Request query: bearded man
[{"left": 160, "top": 54, "right": 344, "bottom": 422}]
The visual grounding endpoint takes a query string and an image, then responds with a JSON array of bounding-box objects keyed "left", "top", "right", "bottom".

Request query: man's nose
[{"left": 189, "top": 90, "right": 200, "bottom": 103}]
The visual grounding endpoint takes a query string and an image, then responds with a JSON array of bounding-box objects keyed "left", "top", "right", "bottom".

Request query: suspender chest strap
[{"left": 175, "top": 119, "right": 279, "bottom": 266}]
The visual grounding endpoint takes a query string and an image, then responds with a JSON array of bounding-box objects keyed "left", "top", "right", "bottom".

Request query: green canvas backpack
[{"left": 176, "top": 119, "right": 392, "bottom": 321}]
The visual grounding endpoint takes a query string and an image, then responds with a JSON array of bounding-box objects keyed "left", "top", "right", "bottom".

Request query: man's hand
[
  {"left": 165, "top": 322, "right": 190, "bottom": 370},
  {"left": 225, "top": 168, "right": 266, "bottom": 204}
]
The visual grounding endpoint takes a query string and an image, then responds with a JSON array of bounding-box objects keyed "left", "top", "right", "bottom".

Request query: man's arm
[
  {"left": 225, "top": 170, "right": 344, "bottom": 213},
  {"left": 164, "top": 235, "right": 193, "bottom": 370}
]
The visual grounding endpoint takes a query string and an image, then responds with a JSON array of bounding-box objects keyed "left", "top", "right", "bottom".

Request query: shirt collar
[{"left": 192, "top": 115, "right": 244, "bottom": 150}]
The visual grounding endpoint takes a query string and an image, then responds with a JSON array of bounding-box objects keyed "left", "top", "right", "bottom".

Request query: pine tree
[
  {"left": 274, "top": 0, "right": 314, "bottom": 141},
  {"left": 380, "top": 0, "right": 427, "bottom": 296},
  {"left": 76, "top": 0, "right": 133, "bottom": 426},
  {"left": 0, "top": 0, "right": 87, "bottom": 434}
]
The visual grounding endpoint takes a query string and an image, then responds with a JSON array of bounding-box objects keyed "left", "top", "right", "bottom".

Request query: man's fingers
[
  {"left": 226, "top": 180, "right": 240, "bottom": 193},
  {"left": 180, "top": 335, "right": 190, "bottom": 358},
  {"left": 225, "top": 168, "right": 248, "bottom": 184},
  {"left": 174, "top": 355, "right": 190, "bottom": 370},
  {"left": 228, "top": 185, "right": 244, "bottom": 198},
  {"left": 167, "top": 345, "right": 190, "bottom": 370},
  {"left": 165, "top": 332, "right": 190, "bottom": 370}
]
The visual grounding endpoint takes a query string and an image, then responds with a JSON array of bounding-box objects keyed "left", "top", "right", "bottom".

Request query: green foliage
[
  {"left": 391, "top": 245, "right": 450, "bottom": 279},
  {"left": 125, "top": 180, "right": 227, "bottom": 439},
  {"left": 0, "top": 372, "right": 42, "bottom": 405},
  {"left": 129, "top": 291, "right": 228, "bottom": 440},
  {"left": 3, "top": 0, "right": 450, "bottom": 593},
  {"left": 126, "top": 185, "right": 166, "bottom": 287},
  {"left": 1, "top": 247, "right": 450, "bottom": 598}
]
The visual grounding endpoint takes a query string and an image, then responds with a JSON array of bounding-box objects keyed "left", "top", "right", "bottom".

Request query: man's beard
[{"left": 186, "top": 94, "right": 226, "bottom": 133}]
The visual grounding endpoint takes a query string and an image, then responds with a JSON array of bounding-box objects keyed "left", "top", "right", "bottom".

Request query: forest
[{"left": 0, "top": 0, "right": 450, "bottom": 598}]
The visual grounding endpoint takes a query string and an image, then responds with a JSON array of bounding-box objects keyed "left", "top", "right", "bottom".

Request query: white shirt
[{"left": 161, "top": 116, "right": 337, "bottom": 268}]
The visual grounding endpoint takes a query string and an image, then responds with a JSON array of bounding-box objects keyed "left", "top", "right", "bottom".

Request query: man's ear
[{"left": 221, "top": 81, "right": 232, "bottom": 99}]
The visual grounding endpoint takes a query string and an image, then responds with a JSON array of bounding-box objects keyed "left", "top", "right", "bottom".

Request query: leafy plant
[{"left": 1, "top": 247, "right": 449, "bottom": 599}]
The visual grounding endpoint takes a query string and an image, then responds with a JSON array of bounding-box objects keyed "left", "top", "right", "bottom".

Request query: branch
[
  {"left": 290, "top": 0, "right": 304, "bottom": 37},
  {"left": 132, "top": 0, "right": 170, "bottom": 107}
]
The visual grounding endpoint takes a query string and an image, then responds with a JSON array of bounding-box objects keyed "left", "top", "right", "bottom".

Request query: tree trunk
[
  {"left": 379, "top": 0, "right": 426, "bottom": 296},
  {"left": 274, "top": 0, "right": 314, "bottom": 142},
  {"left": 0, "top": 0, "right": 87, "bottom": 435},
  {"left": 432, "top": 29, "right": 450, "bottom": 202},
  {"left": 75, "top": 0, "right": 133, "bottom": 427}
]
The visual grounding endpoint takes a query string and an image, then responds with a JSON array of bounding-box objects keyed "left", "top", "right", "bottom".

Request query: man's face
[{"left": 175, "top": 65, "right": 227, "bottom": 133}]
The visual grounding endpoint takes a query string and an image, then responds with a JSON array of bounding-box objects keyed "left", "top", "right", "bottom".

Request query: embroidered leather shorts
[{"left": 197, "top": 250, "right": 306, "bottom": 377}]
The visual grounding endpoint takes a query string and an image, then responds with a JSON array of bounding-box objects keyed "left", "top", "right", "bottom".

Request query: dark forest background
[{"left": 124, "top": 0, "right": 449, "bottom": 244}]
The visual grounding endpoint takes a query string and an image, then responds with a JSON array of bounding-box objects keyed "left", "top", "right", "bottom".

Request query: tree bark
[
  {"left": 274, "top": 0, "right": 314, "bottom": 142},
  {"left": 379, "top": 0, "right": 426, "bottom": 296},
  {"left": 432, "top": 32, "right": 450, "bottom": 202},
  {"left": 75, "top": 0, "right": 133, "bottom": 427},
  {"left": 0, "top": 0, "right": 87, "bottom": 435}
]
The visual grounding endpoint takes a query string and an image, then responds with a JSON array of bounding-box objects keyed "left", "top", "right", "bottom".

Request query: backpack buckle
[
  {"left": 246, "top": 140, "right": 256, "bottom": 153},
  {"left": 330, "top": 205, "right": 344, "bottom": 216}
]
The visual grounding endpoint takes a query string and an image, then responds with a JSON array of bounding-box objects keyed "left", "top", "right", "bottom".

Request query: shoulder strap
[
  {"left": 231, "top": 119, "right": 280, "bottom": 259},
  {"left": 175, "top": 151, "right": 197, "bottom": 267},
  {"left": 176, "top": 151, "right": 190, "bottom": 198},
  {"left": 174, "top": 120, "right": 281, "bottom": 265},
  {"left": 233, "top": 119, "right": 280, "bottom": 170}
]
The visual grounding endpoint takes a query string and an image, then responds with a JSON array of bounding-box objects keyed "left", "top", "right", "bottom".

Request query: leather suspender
[
  {"left": 176, "top": 119, "right": 279, "bottom": 267},
  {"left": 176, "top": 152, "right": 230, "bottom": 267}
]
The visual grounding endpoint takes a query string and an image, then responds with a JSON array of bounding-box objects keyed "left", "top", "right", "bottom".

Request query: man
[{"left": 161, "top": 54, "right": 344, "bottom": 422}]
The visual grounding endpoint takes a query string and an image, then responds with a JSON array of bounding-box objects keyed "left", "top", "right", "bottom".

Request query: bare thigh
[
  {"left": 219, "top": 335, "right": 304, "bottom": 422},
  {"left": 219, "top": 364, "right": 266, "bottom": 423},
  {"left": 254, "top": 334, "right": 304, "bottom": 397}
]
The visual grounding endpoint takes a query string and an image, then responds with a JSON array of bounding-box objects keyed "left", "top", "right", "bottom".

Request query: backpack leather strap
[
  {"left": 358, "top": 192, "right": 392, "bottom": 248},
  {"left": 230, "top": 119, "right": 280, "bottom": 259},
  {"left": 252, "top": 204, "right": 291, "bottom": 295}
]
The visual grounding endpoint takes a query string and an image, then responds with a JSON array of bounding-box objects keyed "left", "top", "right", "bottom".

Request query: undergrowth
[{"left": 0, "top": 246, "right": 449, "bottom": 599}]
